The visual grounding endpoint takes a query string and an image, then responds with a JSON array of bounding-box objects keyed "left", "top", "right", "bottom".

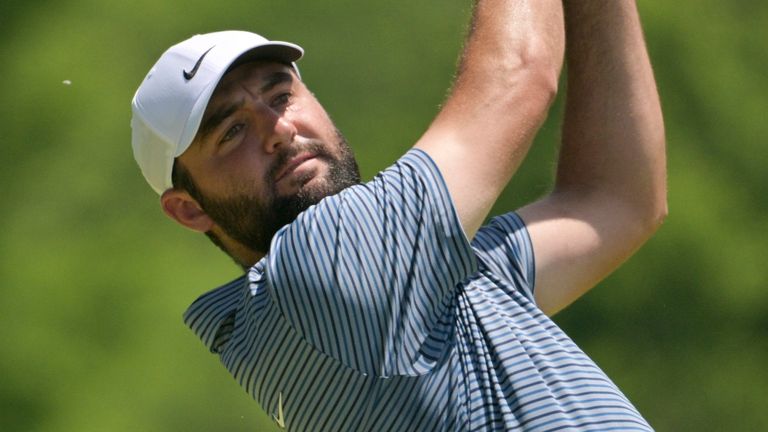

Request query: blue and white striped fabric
[{"left": 184, "top": 149, "right": 652, "bottom": 431}]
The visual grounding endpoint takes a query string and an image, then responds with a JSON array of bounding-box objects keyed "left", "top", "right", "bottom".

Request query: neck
[
  {"left": 233, "top": 247, "right": 264, "bottom": 270},
  {"left": 211, "top": 227, "right": 265, "bottom": 270}
]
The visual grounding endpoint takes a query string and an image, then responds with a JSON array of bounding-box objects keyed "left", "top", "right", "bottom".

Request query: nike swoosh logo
[
  {"left": 273, "top": 392, "right": 286, "bottom": 429},
  {"left": 183, "top": 46, "right": 215, "bottom": 80}
]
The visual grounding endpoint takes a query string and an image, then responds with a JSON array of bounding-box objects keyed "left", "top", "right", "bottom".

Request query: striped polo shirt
[{"left": 184, "top": 149, "right": 652, "bottom": 431}]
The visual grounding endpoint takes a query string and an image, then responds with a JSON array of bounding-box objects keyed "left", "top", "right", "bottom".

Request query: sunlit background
[{"left": 1, "top": 0, "right": 766, "bottom": 430}]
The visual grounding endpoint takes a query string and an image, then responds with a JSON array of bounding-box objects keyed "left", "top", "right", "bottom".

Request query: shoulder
[{"left": 183, "top": 275, "right": 247, "bottom": 352}]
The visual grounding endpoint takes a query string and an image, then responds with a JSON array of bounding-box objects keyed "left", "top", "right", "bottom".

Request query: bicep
[
  {"left": 410, "top": 0, "right": 563, "bottom": 240},
  {"left": 518, "top": 190, "right": 658, "bottom": 316},
  {"left": 414, "top": 69, "right": 557, "bottom": 240}
]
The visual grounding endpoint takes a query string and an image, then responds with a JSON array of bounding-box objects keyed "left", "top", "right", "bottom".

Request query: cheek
[
  {"left": 205, "top": 152, "right": 270, "bottom": 199},
  {"left": 294, "top": 95, "right": 336, "bottom": 133},
  {"left": 298, "top": 111, "right": 342, "bottom": 153},
  {"left": 307, "top": 102, "right": 334, "bottom": 129}
]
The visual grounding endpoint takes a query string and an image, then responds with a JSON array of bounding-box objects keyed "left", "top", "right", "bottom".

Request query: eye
[
  {"left": 272, "top": 92, "right": 292, "bottom": 108},
  {"left": 221, "top": 123, "right": 244, "bottom": 143}
]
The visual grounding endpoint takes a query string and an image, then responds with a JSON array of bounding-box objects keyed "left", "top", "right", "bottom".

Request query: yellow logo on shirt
[{"left": 273, "top": 392, "right": 286, "bottom": 429}]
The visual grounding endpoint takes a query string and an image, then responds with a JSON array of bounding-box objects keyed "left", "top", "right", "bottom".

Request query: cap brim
[{"left": 228, "top": 42, "right": 304, "bottom": 71}]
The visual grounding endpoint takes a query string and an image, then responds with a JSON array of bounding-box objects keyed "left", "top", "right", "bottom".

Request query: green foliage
[{"left": 1, "top": 0, "right": 765, "bottom": 430}]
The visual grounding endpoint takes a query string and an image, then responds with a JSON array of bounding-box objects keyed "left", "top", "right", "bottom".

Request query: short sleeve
[
  {"left": 471, "top": 212, "right": 537, "bottom": 303},
  {"left": 265, "top": 149, "right": 477, "bottom": 377}
]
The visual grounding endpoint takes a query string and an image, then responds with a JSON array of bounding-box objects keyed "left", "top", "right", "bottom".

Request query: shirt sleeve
[
  {"left": 265, "top": 149, "right": 477, "bottom": 377},
  {"left": 471, "top": 212, "right": 537, "bottom": 303}
]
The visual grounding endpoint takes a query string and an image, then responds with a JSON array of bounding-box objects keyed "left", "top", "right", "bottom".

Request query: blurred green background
[{"left": 1, "top": 0, "right": 766, "bottom": 430}]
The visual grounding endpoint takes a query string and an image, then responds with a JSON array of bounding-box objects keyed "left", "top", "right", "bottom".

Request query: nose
[{"left": 263, "top": 112, "right": 297, "bottom": 154}]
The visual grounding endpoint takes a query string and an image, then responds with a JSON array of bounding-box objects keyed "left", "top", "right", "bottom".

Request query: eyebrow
[
  {"left": 260, "top": 71, "right": 294, "bottom": 94},
  {"left": 196, "top": 70, "right": 295, "bottom": 143},
  {"left": 197, "top": 101, "right": 242, "bottom": 143}
]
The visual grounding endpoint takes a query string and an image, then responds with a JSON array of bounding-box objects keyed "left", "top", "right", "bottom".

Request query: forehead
[{"left": 207, "top": 60, "right": 297, "bottom": 106}]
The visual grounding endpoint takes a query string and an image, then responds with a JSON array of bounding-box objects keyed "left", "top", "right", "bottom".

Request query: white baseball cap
[{"left": 131, "top": 30, "right": 304, "bottom": 194}]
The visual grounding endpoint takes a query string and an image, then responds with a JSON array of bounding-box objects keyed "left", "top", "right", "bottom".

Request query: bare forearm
[
  {"left": 557, "top": 1, "right": 666, "bottom": 223},
  {"left": 418, "top": 0, "right": 564, "bottom": 237}
]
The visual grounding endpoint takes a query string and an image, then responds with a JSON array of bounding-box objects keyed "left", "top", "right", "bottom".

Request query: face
[{"left": 175, "top": 60, "right": 360, "bottom": 255}]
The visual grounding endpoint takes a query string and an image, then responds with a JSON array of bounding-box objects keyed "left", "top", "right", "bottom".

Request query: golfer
[{"left": 131, "top": 0, "right": 665, "bottom": 430}]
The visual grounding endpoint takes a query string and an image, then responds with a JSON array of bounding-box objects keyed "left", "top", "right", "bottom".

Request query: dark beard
[{"left": 198, "top": 132, "right": 360, "bottom": 255}]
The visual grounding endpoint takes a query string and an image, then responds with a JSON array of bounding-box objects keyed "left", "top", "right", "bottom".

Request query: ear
[{"left": 160, "top": 189, "right": 215, "bottom": 233}]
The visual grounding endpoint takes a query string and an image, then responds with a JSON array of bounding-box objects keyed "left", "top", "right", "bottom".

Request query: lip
[{"left": 275, "top": 152, "right": 317, "bottom": 182}]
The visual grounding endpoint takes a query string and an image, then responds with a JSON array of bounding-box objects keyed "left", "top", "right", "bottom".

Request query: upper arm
[
  {"left": 517, "top": 190, "right": 664, "bottom": 316},
  {"left": 414, "top": 68, "right": 557, "bottom": 240},
  {"left": 410, "top": 0, "right": 564, "bottom": 240}
]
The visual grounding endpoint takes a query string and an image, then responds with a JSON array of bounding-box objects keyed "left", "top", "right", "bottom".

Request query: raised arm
[
  {"left": 518, "top": 1, "right": 667, "bottom": 315},
  {"left": 415, "top": 0, "right": 564, "bottom": 239}
]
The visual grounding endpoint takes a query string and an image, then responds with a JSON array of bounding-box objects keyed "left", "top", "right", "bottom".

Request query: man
[{"left": 131, "top": 0, "right": 665, "bottom": 430}]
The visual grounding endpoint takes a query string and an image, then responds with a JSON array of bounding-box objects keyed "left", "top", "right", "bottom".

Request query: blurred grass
[{"left": 1, "top": 0, "right": 766, "bottom": 430}]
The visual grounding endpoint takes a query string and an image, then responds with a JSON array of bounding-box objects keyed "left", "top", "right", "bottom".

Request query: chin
[{"left": 297, "top": 174, "right": 337, "bottom": 201}]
